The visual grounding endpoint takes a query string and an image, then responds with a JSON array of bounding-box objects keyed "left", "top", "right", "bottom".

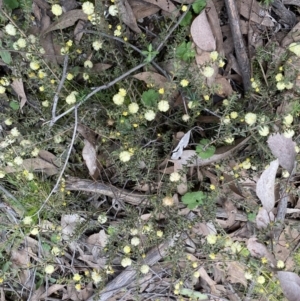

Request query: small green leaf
[
  {"left": 180, "top": 288, "right": 208, "bottom": 300},
  {"left": 0, "top": 40, "right": 11, "bottom": 65},
  {"left": 9, "top": 101, "right": 19, "bottom": 110},
  {"left": 180, "top": 11, "right": 192, "bottom": 26},
  {"left": 247, "top": 212, "right": 256, "bottom": 222},
  {"left": 182, "top": 191, "right": 205, "bottom": 209},
  {"left": 192, "top": 0, "right": 206, "bottom": 14},
  {"left": 4, "top": 0, "right": 19, "bottom": 10},
  {"left": 196, "top": 139, "right": 216, "bottom": 159},
  {"left": 141, "top": 89, "right": 159, "bottom": 107},
  {"left": 2, "top": 261, "right": 12, "bottom": 273}
]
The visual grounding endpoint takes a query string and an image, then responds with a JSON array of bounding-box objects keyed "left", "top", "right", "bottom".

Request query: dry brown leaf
[
  {"left": 77, "top": 123, "right": 97, "bottom": 145},
  {"left": 11, "top": 249, "right": 31, "bottom": 287},
  {"left": 133, "top": 71, "right": 167, "bottom": 86},
  {"left": 214, "top": 75, "right": 233, "bottom": 97},
  {"left": 33, "top": 0, "right": 50, "bottom": 10},
  {"left": 40, "top": 285, "right": 65, "bottom": 300},
  {"left": 116, "top": 0, "right": 141, "bottom": 33},
  {"left": 61, "top": 0, "right": 78, "bottom": 11},
  {"left": 92, "top": 63, "right": 112, "bottom": 72},
  {"left": 238, "top": 0, "right": 274, "bottom": 26},
  {"left": 61, "top": 214, "right": 85, "bottom": 241},
  {"left": 195, "top": 50, "right": 211, "bottom": 65},
  {"left": 247, "top": 237, "right": 275, "bottom": 266},
  {"left": 142, "top": 0, "right": 178, "bottom": 16},
  {"left": 281, "top": 21, "right": 300, "bottom": 47},
  {"left": 226, "top": 261, "right": 247, "bottom": 287},
  {"left": 278, "top": 271, "right": 300, "bottom": 301},
  {"left": 222, "top": 200, "right": 237, "bottom": 228},
  {"left": 86, "top": 230, "right": 107, "bottom": 248},
  {"left": 206, "top": 0, "right": 224, "bottom": 55},
  {"left": 11, "top": 78, "right": 27, "bottom": 110},
  {"left": 32, "top": 2, "right": 42, "bottom": 21},
  {"left": 4, "top": 158, "right": 59, "bottom": 176},
  {"left": 82, "top": 139, "right": 101, "bottom": 180},
  {"left": 74, "top": 19, "right": 86, "bottom": 45},
  {"left": 267, "top": 133, "right": 296, "bottom": 174},
  {"left": 43, "top": 9, "right": 88, "bottom": 35},
  {"left": 256, "top": 159, "right": 278, "bottom": 212},
  {"left": 40, "top": 12, "right": 57, "bottom": 65},
  {"left": 129, "top": 0, "right": 160, "bottom": 19},
  {"left": 38, "top": 150, "right": 61, "bottom": 167},
  {"left": 191, "top": 10, "right": 216, "bottom": 52},
  {"left": 256, "top": 207, "right": 275, "bottom": 229}
]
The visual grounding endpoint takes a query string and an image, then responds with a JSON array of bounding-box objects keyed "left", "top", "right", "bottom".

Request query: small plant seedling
[
  {"left": 141, "top": 44, "right": 159, "bottom": 63},
  {"left": 196, "top": 139, "right": 216, "bottom": 159},
  {"left": 175, "top": 42, "right": 196, "bottom": 62},
  {"left": 141, "top": 89, "right": 159, "bottom": 107},
  {"left": 182, "top": 191, "right": 206, "bottom": 209}
]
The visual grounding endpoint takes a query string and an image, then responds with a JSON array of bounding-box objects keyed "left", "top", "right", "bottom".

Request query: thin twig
[
  {"left": 50, "top": 55, "right": 69, "bottom": 126},
  {"left": 34, "top": 107, "right": 78, "bottom": 217}
]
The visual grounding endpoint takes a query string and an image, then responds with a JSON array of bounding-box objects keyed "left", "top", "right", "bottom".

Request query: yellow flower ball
[
  {"left": 121, "top": 257, "right": 132, "bottom": 267},
  {"left": 113, "top": 93, "right": 124, "bottom": 105},
  {"left": 283, "top": 114, "right": 293, "bottom": 126},
  {"left": 210, "top": 51, "right": 218, "bottom": 61},
  {"left": 230, "top": 111, "right": 238, "bottom": 119},
  {"left": 17, "top": 38, "right": 26, "bottom": 48},
  {"left": 140, "top": 265, "right": 150, "bottom": 274},
  {"left": 162, "top": 196, "right": 174, "bottom": 206},
  {"left": 82, "top": 1, "right": 94, "bottom": 15},
  {"left": 244, "top": 112, "right": 257, "bottom": 126},
  {"left": 170, "top": 172, "right": 180, "bottom": 182},
  {"left": 258, "top": 125, "right": 269, "bottom": 136},
  {"left": 5, "top": 23, "right": 17, "bottom": 36},
  {"left": 119, "top": 151, "right": 131, "bottom": 162},
  {"left": 283, "top": 129, "right": 295, "bottom": 138},
  {"left": 224, "top": 136, "right": 234, "bottom": 144},
  {"left": 123, "top": 245, "right": 131, "bottom": 254},
  {"left": 51, "top": 4, "right": 63, "bottom": 16},
  {"left": 23, "top": 216, "right": 33, "bottom": 225},
  {"left": 276, "top": 81, "right": 286, "bottom": 90},
  {"left": 84, "top": 60, "right": 93, "bottom": 68},
  {"left": 30, "top": 61, "right": 40, "bottom": 70},
  {"left": 206, "top": 234, "right": 217, "bottom": 244},
  {"left": 277, "top": 260, "right": 285, "bottom": 268},
  {"left": 180, "top": 79, "right": 189, "bottom": 87},
  {"left": 92, "top": 40, "right": 103, "bottom": 50},
  {"left": 45, "top": 265, "right": 55, "bottom": 274},
  {"left": 275, "top": 73, "right": 283, "bottom": 82},
  {"left": 158, "top": 100, "right": 169, "bottom": 112},
  {"left": 289, "top": 42, "right": 300, "bottom": 56},
  {"left": 128, "top": 103, "right": 139, "bottom": 114},
  {"left": 67, "top": 73, "right": 74, "bottom": 80},
  {"left": 202, "top": 66, "right": 214, "bottom": 78},
  {"left": 256, "top": 276, "right": 265, "bottom": 284},
  {"left": 144, "top": 110, "right": 156, "bottom": 121}
]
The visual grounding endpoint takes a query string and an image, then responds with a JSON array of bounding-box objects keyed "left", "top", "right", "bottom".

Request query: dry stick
[
  {"left": 49, "top": 5, "right": 191, "bottom": 126},
  {"left": 33, "top": 107, "right": 78, "bottom": 217},
  {"left": 87, "top": 238, "right": 176, "bottom": 301},
  {"left": 224, "top": 0, "right": 251, "bottom": 92},
  {"left": 50, "top": 55, "right": 69, "bottom": 126}
]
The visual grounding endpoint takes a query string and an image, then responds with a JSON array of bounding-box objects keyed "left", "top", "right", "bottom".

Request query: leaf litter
[{"left": 1, "top": 0, "right": 300, "bottom": 300}]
